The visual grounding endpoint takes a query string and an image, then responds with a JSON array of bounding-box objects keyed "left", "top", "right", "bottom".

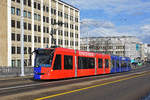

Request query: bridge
[{"left": 0, "top": 65, "right": 150, "bottom": 100}]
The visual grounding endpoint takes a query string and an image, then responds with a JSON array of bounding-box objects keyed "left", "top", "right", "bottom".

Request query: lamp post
[{"left": 20, "top": 0, "right": 25, "bottom": 76}]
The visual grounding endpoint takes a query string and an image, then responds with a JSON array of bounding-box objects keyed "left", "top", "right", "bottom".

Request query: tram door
[
  {"left": 51, "top": 54, "right": 64, "bottom": 79},
  {"left": 63, "top": 55, "right": 75, "bottom": 78},
  {"left": 97, "top": 58, "right": 104, "bottom": 74}
]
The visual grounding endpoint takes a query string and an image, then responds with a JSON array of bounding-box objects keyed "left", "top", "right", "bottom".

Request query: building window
[
  {"left": 12, "top": 60, "right": 16, "bottom": 67},
  {"left": 24, "top": 59, "right": 27, "bottom": 66},
  {"left": 24, "top": 0, "right": 26, "bottom": 5},
  {"left": 28, "top": 0, "right": 31, "bottom": 7},
  {"left": 28, "top": 47, "right": 31, "bottom": 54},
  {"left": 70, "top": 16, "right": 73, "bottom": 21},
  {"left": 43, "top": 37, "right": 45, "bottom": 43},
  {"left": 34, "top": 36, "right": 37, "bottom": 42},
  {"left": 12, "top": 46, "right": 16, "bottom": 54},
  {"left": 16, "top": 8, "right": 20, "bottom": 16},
  {"left": 17, "top": 47, "right": 21, "bottom": 54},
  {"left": 17, "top": 60, "right": 21, "bottom": 67},
  {"left": 24, "top": 22, "right": 27, "bottom": 29},
  {"left": 34, "top": 13, "right": 37, "bottom": 20},
  {"left": 34, "top": 2, "right": 36, "bottom": 9},
  {"left": 17, "top": 34, "right": 20, "bottom": 41},
  {"left": 38, "top": 25, "right": 41, "bottom": 32},
  {"left": 17, "top": 0, "right": 20, "bottom": 3},
  {"left": 43, "top": 26, "right": 45, "bottom": 33},
  {"left": 28, "top": 23, "right": 31, "bottom": 30},
  {"left": 46, "top": 6, "right": 49, "bottom": 12},
  {"left": 64, "top": 55, "right": 73, "bottom": 69},
  {"left": 47, "top": 38, "right": 49, "bottom": 43},
  {"left": 24, "top": 47, "right": 27, "bottom": 54},
  {"left": 43, "top": 16, "right": 45, "bottom": 22},
  {"left": 64, "top": 13, "right": 68, "bottom": 19},
  {"left": 28, "top": 12, "right": 31, "bottom": 18},
  {"left": 75, "top": 26, "right": 78, "bottom": 30},
  {"left": 75, "top": 18, "right": 78, "bottom": 22},
  {"left": 17, "top": 21, "right": 20, "bottom": 28},
  {"left": 46, "top": 17, "right": 49, "bottom": 23},
  {"left": 28, "top": 35, "right": 31, "bottom": 42},
  {"left": 11, "top": 20, "right": 15, "bottom": 27},
  {"left": 53, "top": 55, "right": 61, "bottom": 70},
  {"left": 11, "top": 33, "right": 15, "bottom": 41},
  {"left": 11, "top": 7, "right": 15, "bottom": 15},
  {"left": 34, "top": 25, "right": 37, "bottom": 31},
  {"left": 47, "top": 27, "right": 49, "bottom": 33},
  {"left": 24, "top": 10, "right": 27, "bottom": 17},
  {"left": 38, "top": 37, "right": 41, "bottom": 43},
  {"left": 24, "top": 35, "right": 27, "bottom": 42},
  {"left": 38, "top": 14, "right": 41, "bottom": 21},
  {"left": 43, "top": 5, "right": 45, "bottom": 11},
  {"left": 38, "top": 3, "right": 41, "bottom": 10}
]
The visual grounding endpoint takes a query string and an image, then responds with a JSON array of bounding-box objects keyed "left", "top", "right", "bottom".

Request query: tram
[{"left": 33, "top": 47, "right": 131, "bottom": 80}]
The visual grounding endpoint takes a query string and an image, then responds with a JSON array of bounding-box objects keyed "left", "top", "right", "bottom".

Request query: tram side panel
[
  {"left": 96, "top": 54, "right": 105, "bottom": 75},
  {"left": 61, "top": 51, "right": 76, "bottom": 78},
  {"left": 76, "top": 51, "right": 96, "bottom": 77},
  {"left": 103, "top": 54, "right": 111, "bottom": 74},
  {"left": 110, "top": 56, "right": 117, "bottom": 73},
  {"left": 48, "top": 48, "right": 76, "bottom": 79}
]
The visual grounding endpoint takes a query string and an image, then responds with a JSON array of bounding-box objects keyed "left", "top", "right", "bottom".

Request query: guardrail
[{"left": 0, "top": 67, "right": 33, "bottom": 77}]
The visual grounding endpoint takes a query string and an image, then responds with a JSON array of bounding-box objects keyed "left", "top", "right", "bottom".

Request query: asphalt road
[{"left": 0, "top": 65, "right": 150, "bottom": 100}]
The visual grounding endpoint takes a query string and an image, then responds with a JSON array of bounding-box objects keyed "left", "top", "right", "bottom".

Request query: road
[{"left": 0, "top": 65, "right": 150, "bottom": 100}]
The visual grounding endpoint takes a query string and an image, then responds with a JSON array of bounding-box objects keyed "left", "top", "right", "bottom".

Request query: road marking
[{"left": 35, "top": 72, "right": 150, "bottom": 100}]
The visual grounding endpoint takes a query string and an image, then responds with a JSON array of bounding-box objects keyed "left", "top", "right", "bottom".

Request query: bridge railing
[{"left": 0, "top": 66, "right": 33, "bottom": 77}]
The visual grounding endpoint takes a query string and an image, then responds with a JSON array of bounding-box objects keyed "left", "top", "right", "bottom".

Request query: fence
[{"left": 0, "top": 66, "right": 33, "bottom": 77}]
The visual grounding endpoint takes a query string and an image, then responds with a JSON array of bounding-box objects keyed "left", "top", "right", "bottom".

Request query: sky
[{"left": 63, "top": 0, "right": 150, "bottom": 44}]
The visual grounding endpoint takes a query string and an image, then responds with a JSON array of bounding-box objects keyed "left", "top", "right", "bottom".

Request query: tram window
[
  {"left": 105, "top": 59, "right": 109, "bottom": 68},
  {"left": 88, "top": 58, "right": 95, "bottom": 69},
  {"left": 112, "top": 60, "right": 115, "bottom": 68},
  {"left": 98, "top": 59, "right": 103, "bottom": 68},
  {"left": 121, "top": 61, "right": 127, "bottom": 68},
  {"left": 53, "top": 55, "right": 61, "bottom": 70},
  {"left": 78, "top": 57, "right": 95, "bottom": 69},
  {"left": 116, "top": 60, "right": 120, "bottom": 68},
  {"left": 78, "top": 57, "right": 88, "bottom": 69},
  {"left": 64, "top": 55, "right": 73, "bottom": 69}
]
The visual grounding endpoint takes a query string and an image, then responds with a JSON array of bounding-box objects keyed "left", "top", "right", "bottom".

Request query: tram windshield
[{"left": 34, "top": 49, "right": 54, "bottom": 67}]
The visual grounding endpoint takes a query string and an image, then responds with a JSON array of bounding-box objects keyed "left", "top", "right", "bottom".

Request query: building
[
  {"left": 0, "top": 0, "right": 80, "bottom": 67},
  {"left": 81, "top": 36, "right": 143, "bottom": 59},
  {"left": 143, "top": 44, "right": 150, "bottom": 61}
]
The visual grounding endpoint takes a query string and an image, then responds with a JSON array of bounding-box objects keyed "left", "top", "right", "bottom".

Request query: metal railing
[{"left": 0, "top": 66, "right": 33, "bottom": 77}]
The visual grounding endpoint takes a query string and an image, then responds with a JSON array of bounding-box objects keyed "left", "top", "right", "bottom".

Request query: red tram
[{"left": 34, "top": 47, "right": 111, "bottom": 80}]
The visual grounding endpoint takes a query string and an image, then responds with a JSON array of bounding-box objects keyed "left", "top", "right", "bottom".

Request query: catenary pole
[{"left": 20, "top": 0, "right": 25, "bottom": 76}]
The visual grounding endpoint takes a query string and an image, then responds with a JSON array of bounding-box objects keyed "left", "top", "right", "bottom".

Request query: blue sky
[{"left": 63, "top": 0, "right": 150, "bottom": 43}]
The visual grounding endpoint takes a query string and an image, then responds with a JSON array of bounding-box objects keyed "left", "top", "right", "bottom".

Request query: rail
[{"left": 0, "top": 66, "right": 33, "bottom": 77}]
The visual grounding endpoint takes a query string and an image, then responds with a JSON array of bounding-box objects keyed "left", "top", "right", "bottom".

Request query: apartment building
[
  {"left": 81, "top": 36, "right": 142, "bottom": 59},
  {"left": 0, "top": 0, "right": 80, "bottom": 67}
]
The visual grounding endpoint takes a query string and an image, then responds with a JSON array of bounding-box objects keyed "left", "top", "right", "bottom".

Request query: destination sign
[
  {"left": 79, "top": 51, "right": 95, "bottom": 57},
  {"left": 36, "top": 49, "right": 52, "bottom": 55}
]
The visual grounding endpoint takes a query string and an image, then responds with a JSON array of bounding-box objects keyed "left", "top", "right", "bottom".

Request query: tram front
[{"left": 33, "top": 48, "right": 54, "bottom": 80}]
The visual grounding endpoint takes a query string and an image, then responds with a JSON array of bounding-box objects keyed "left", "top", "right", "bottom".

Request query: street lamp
[{"left": 20, "top": 0, "right": 24, "bottom": 76}]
